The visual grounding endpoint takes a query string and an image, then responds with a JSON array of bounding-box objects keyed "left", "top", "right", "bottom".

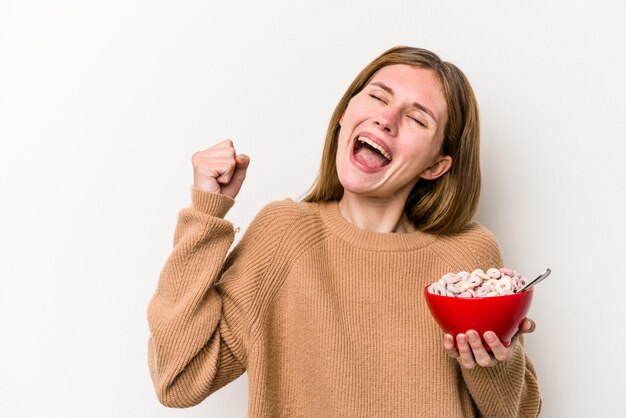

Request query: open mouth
[{"left": 352, "top": 136, "right": 392, "bottom": 169}]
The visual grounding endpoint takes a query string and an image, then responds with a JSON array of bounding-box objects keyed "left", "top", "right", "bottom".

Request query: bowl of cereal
[{"left": 423, "top": 268, "right": 534, "bottom": 350}]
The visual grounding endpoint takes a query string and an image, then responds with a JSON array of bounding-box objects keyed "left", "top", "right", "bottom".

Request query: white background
[{"left": 1, "top": 1, "right": 625, "bottom": 417}]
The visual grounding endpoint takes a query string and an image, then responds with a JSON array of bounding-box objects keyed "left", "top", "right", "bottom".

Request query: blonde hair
[{"left": 302, "top": 46, "right": 481, "bottom": 235}]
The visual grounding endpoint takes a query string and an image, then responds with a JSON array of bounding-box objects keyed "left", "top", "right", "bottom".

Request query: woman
[{"left": 147, "top": 46, "right": 541, "bottom": 417}]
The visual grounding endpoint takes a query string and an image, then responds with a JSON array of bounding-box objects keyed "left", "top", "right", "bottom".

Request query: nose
[{"left": 374, "top": 107, "right": 399, "bottom": 136}]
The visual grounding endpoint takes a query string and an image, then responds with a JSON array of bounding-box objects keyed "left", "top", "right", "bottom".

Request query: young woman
[{"left": 148, "top": 46, "right": 541, "bottom": 417}]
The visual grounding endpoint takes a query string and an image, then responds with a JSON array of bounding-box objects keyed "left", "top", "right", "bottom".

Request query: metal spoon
[{"left": 519, "top": 268, "right": 551, "bottom": 293}]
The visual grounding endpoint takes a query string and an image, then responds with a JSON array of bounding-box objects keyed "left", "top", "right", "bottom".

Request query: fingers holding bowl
[
  {"left": 483, "top": 331, "right": 512, "bottom": 362},
  {"left": 520, "top": 318, "right": 536, "bottom": 333},
  {"left": 511, "top": 317, "right": 537, "bottom": 344},
  {"left": 443, "top": 334, "right": 459, "bottom": 358}
]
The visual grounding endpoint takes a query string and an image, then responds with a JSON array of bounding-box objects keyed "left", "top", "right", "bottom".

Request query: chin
[
  {"left": 338, "top": 177, "right": 385, "bottom": 198},
  {"left": 337, "top": 168, "right": 369, "bottom": 195}
]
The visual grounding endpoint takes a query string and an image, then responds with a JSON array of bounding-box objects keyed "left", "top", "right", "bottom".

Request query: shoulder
[
  {"left": 222, "top": 199, "right": 322, "bottom": 275},
  {"left": 241, "top": 199, "right": 327, "bottom": 255},
  {"left": 432, "top": 221, "right": 503, "bottom": 270},
  {"left": 221, "top": 199, "right": 327, "bottom": 292},
  {"left": 451, "top": 221, "right": 500, "bottom": 250},
  {"left": 249, "top": 198, "right": 322, "bottom": 233},
  {"left": 255, "top": 198, "right": 319, "bottom": 221}
]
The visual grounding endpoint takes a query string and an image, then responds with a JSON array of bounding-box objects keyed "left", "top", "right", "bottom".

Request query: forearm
[{"left": 461, "top": 341, "right": 541, "bottom": 417}]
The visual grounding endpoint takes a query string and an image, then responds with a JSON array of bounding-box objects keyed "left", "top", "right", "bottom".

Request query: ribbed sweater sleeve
[
  {"left": 147, "top": 188, "right": 285, "bottom": 408},
  {"left": 459, "top": 226, "right": 542, "bottom": 418}
]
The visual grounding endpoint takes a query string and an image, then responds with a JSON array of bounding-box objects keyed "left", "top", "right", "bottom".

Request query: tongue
[{"left": 354, "top": 146, "right": 389, "bottom": 169}]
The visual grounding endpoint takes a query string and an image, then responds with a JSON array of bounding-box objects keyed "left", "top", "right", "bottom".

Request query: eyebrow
[{"left": 370, "top": 81, "right": 438, "bottom": 123}]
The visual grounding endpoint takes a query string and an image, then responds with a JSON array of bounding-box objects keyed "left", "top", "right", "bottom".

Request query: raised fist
[{"left": 191, "top": 140, "right": 250, "bottom": 199}]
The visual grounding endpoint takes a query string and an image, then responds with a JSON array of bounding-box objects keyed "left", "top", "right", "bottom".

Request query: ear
[{"left": 419, "top": 155, "right": 453, "bottom": 180}]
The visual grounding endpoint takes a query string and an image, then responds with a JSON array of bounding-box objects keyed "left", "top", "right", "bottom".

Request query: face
[{"left": 336, "top": 64, "right": 452, "bottom": 202}]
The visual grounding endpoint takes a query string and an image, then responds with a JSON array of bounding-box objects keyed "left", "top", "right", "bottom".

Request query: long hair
[{"left": 302, "top": 46, "right": 481, "bottom": 235}]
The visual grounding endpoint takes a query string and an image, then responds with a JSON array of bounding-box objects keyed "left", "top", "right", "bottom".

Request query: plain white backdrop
[{"left": 1, "top": 0, "right": 625, "bottom": 417}]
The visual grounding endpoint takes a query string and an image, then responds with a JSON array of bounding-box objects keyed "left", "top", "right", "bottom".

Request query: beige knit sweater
[{"left": 147, "top": 188, "right": 541, "bottom": 417}]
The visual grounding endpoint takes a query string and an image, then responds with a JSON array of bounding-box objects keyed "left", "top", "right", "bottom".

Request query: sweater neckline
[{"left": 317, "top": 201, "right": 439, "bottom": 251}]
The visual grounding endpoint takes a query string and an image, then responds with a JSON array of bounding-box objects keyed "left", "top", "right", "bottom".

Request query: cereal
[
  {"left": 499, "top": 267, "right": 514, "bottom": 277},
  {"left": 471, "top": 269, "right": 490, "bottom": 280},
  {"left": 461, "top": 275, "right": 481, "bottom": 292},
  {"left": 495, "top": 275, "right": 513, "bottom": 295},
  {"left": 447, "top": 282, "right": 463, "bottom": 294},
  {"left": 427, "top": 268, "right": 529, "bottom": 298},
  {"left": 486, "top": 268, "right": 502, "bottom": 279},
  {"left": 442, "top": 273, "right": 461, "bottom": 284},
  {"left": 429, "top": 281, "right": 447, "bottom": 296}
]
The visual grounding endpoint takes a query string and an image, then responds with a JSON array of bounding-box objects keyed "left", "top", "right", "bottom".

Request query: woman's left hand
[{"left": 443, "top": 318, "right": 536, "bottom": 369}]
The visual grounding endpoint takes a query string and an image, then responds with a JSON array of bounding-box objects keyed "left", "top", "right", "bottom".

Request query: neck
[{"left": 338, "top": 191, "right": 416, "bottom": 233}]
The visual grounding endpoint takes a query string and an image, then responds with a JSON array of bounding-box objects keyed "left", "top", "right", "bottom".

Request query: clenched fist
[{"left": 192, "top": 140, "right": 250, "bottom": 199}]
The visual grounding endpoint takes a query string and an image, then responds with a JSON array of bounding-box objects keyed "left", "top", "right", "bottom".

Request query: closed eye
[
  {"left": 408, "top": 116, "right": 426, "bottom": 127},
  {"left": 368, "top": 93, "right": 386, "bottom": 104}
]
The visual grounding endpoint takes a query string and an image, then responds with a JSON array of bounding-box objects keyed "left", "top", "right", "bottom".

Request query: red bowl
[{"left": 423, "top": 286, "right": 533, "bottom": 350}]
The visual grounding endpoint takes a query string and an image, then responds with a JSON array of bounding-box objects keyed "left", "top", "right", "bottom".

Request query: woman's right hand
[{"left": 192, "top": 140, "right": 250, "bottom": 199}]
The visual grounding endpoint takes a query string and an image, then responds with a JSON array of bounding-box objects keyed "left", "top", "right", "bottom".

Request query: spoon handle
[{"left": 519, "top": 268, "right": 551, "bottom": 293}]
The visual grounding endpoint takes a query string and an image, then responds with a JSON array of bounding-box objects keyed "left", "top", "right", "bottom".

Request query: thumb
[
  {"left": 232, "top": 154, "right": 250, "bottom": 180},
  {"left": 520, "top": 318, "right": 536, "bottom": 333},
  {"left": 235, "top": 153, "right": 250, "bottom": 170},
  {"left": 221, "top": 154, "right": 250, "bottom": 199}
]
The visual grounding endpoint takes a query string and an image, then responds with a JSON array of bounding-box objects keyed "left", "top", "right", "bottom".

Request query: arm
[
  {"left": 453, "top": 224, "right": 542, "bottom": 417},
  {"left": 147, "top": 189, "right": 245, "bottom": 407},
  {"left": 459, "top": 334, "right": 541, "bottom": 418},
  {"left": 147, "top": 140, "right": 255, "bottom": 407}
]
